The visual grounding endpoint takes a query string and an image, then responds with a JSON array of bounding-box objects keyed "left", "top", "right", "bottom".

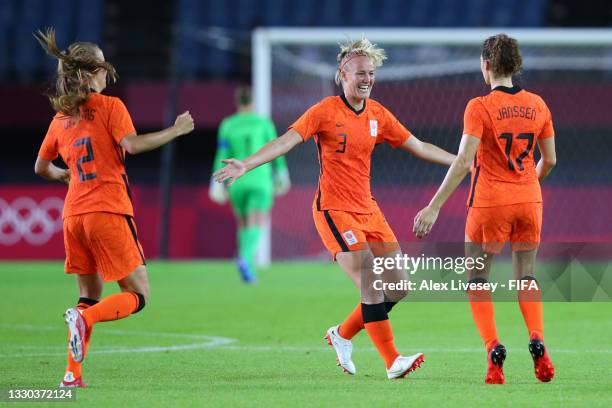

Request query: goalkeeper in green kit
[{"left": 209, "top": 87, "right": 290, "bottom": 283}]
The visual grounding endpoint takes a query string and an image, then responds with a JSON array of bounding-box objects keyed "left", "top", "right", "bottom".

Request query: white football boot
[
  {"left": 64, "top": 308, "right": 88, "bottom": 363},
  {"left": 324, "top": 325, "right": 356, "bottom": 375},
  {"left": 386, "top": 353, "right": 425, "bottom": 379}
]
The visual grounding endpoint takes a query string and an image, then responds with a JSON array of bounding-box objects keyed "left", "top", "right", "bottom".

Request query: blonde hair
[
  {"left": 34, "top": 28, "right": 117, "bottom": 117},
  {"left": 335, "top": 36, "right": 387, "bottom": 86}
]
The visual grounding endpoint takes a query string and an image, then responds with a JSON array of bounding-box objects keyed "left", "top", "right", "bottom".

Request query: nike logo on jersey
[{"left": 336, "top": 123, "right": 344, "bottom": 127}]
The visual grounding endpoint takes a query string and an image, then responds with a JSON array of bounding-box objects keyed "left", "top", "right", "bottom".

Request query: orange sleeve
[
  {"left": 108, "top": 97, "right": 136, "bottom": 144},
  {"left": 38, "top": 121, "right": 59, "bottom": 161},
  {"left": 462, "top": 99, "right": 486, "bottom": 139},
  {"left": 539, "top": 104, "right": 555, "bottom": 139},
  {"left": 289, "top": 102, "right": 323, "bottom": 142},
  {"left": 377, "top": 106, "right": 412, "bottom": 148}
]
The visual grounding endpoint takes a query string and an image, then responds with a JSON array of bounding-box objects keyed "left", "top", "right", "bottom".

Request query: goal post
[
  {"left": 253, "top": 28, "right": 612, "bottom": 261},
  {"left": 254, "top": 28, "right": 612, "bottom": 116}
]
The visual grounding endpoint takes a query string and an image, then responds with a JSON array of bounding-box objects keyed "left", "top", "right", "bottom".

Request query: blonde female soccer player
[
  {"left": 414, "top": 33, "right": 556, "bottom": 384},
  {"left": 215, "top": 37, "right": 455, "bottom": 379},
  {"left": 34, "top": 28, "right": 194, "bottom": 387}
]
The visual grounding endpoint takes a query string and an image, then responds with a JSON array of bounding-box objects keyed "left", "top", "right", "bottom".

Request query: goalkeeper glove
[{"left": 209, "top": 178, "right": 228, "bottom": 204}]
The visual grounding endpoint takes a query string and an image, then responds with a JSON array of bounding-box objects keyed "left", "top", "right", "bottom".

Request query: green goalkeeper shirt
[{"left": 213, "top": 112, "right": 288, "bottom": 189}]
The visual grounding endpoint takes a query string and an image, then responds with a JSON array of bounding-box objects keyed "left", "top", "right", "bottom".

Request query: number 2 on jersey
[
  {"left": 499, "top": 132, "right": 534, "bottom": 171},
  {"left": 74, "top": 137, "right": 97, "bottom": 182}
]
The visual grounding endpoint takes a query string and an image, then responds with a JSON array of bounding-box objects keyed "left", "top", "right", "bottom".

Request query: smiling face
[{"left": 340, "top": 55, "right": 375, "bottom": 106}]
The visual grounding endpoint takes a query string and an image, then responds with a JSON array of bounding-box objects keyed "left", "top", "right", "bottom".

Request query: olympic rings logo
[{"left": 0, "top": 197, "right": 64, "bottom": 246}]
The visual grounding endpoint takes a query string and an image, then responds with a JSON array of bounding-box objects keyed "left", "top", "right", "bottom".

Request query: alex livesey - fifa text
[{"left": 372, "top": 278, "right": 539, "bottom": 293}]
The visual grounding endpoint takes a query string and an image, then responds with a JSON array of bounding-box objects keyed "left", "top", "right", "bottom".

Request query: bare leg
[
  {"left": 512, "top": 249, "right": 537, "bottom": 280},
  {"left": 117, "top": 265, "right": 150, "bottom": 302},
  {"left": 76, "top": 273, "right": 104, "bottom": 301},
  {"left": 337, "top": 250, "right": 377, "bottom": 299}
]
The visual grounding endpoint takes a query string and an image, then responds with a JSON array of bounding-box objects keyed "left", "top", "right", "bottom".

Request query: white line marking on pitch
[
  {"left": 0, "top": 323, "right": 236, "bottom": 358},
  {"left": 1, "top": 323, "right": 611, "bottom": 357}
]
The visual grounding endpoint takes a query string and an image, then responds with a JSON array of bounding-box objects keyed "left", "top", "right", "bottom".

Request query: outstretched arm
[
  {"left": 413, "top": 134, "right": 480, "bottom": 237},
  {"left": 399, "top": 135, "right": 456, "bottom": 166},
  {"left": 214, "top": 129, "right": 302, "bottom": 187},
  {"left": 266, "top": 120, "right": 291, "bottom": 196},
  {"left": 34, "top": 157, "right": 70, "bottom": 184},
  {"left": 120, "top": 111, "right": 194, "bottom": 155}
]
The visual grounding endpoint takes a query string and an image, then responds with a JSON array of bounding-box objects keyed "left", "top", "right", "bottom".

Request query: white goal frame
[{"left": 251, "top": 27, "right": 612, "bottom": 264}]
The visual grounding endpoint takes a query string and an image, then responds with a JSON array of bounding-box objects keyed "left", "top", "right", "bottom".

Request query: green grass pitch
[{"left": 1, "top": 261, "right": 611, "bottom": 407}]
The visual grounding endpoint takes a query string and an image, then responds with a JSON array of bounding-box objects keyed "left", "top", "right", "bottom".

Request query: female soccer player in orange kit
[
  {"left": 414, "top": 33, "right": 557, "bottom": 384},
  {"left": 33, "top": 29, "right": 194, "bottom": 387},
  {"left": 215, "top": 37, "right": 455, "bottom": 379}
]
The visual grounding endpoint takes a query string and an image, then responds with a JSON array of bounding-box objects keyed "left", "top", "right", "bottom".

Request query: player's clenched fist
[
  {"left": 59, "top": 168, "right": 71, "bottom": 185},
  {"left": 213, "top": 158, "right": 246, "bottom": 187},
  {"left": 174, "top": 111, "right": 195, "bottom": 135}
]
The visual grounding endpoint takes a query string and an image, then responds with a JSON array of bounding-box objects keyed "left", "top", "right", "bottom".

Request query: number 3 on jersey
[
  {"left": 74, "top": 137, "right": 97, "bottom": 181},
  {"left": 499, "top": 132, "right": 534, "bottom": 171}
]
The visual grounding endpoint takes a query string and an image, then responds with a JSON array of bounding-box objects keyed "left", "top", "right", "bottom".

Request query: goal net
[{"left": 253, "top": 28, "right": 612, "bottom": 260}]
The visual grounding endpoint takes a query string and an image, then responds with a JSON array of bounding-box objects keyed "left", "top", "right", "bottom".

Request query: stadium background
[{"left": 1, "top": 0, "right": 611, "bottom": 262}]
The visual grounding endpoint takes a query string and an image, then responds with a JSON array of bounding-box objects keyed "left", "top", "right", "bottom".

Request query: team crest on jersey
[
  {"left": 343, "top": 230, "right": 358, "bottom": 246},
  {"left": 369, "top": 120, "right": 378, "bottom": 137}
]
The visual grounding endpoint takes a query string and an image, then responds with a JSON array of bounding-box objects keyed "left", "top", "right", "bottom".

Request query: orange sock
[
  {"left": 82, "top": 292, "right": 139, "bottom": 329},
  {"left": 468, "top": 286, "right": 499, "bottom": 351},
  {"left": 338, "top": 304, "right": 364, "bottom": 340},
  {"left": 362, "top": 303, "right": 399, "bottom": 368},
  {"left": 65, "top": 298, "right": 97, "bottom": 379},
  {"left": 338, "top": 302, "right": 398, "bottom": 340},
  {"left": 518, "top": 277, "right": 543, "bottom": 340}
]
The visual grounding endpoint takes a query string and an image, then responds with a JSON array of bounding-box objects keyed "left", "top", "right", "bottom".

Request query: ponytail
[{"left": 34, "top": 28, "right": 117, "bottom": 116}]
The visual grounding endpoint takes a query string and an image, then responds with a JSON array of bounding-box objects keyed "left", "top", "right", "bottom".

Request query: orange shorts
[
  {"left": 63, "top": 212, "right": 146, "bottom": 282},
  {"left": 312, "top": 203, "right": 399, "bottom": 258},
  {"left": 466, "top": 202, "right": 542, "bottom": 254}
]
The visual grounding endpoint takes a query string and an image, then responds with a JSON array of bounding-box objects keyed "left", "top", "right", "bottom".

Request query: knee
[
  {"left": 360, "top": 285, "right": 384, "bottom": 304},
  {"left": 384, "top": 287, "right": 409, "bottom": 302}
]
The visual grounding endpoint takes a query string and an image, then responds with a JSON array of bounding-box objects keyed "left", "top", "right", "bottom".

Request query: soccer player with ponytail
[{"left": 33, "top": 28, "right": 194, "bottom": 387}]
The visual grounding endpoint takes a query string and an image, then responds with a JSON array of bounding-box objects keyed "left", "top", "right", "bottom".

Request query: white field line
[
  {"left": 0, "top": 323, "right": 236, "bottom": 358},
  {"left": 1, "top": 323, "right": 611, "bottom": 358}
]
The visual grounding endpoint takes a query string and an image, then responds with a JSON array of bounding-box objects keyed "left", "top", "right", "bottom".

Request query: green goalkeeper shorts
[{"left": 228, "top": 185, "right": 274, "bottom": 217}]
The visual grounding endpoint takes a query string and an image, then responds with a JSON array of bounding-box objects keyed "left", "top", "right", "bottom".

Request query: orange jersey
[
  {"left": 38, "top": 93, "right": 136, "bottom": 218},
  {"left": 290, "top": 95, "right": 411, "bottom": 213},
  {"left": 463, "top": 86, "right": 554, "bottom": 207}
]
